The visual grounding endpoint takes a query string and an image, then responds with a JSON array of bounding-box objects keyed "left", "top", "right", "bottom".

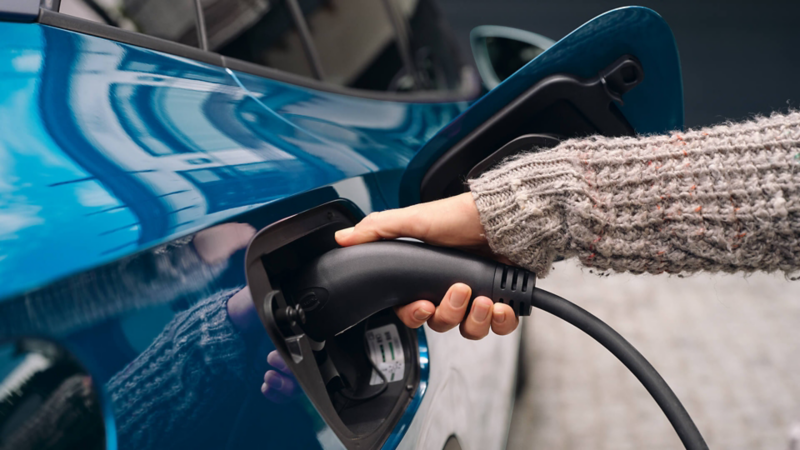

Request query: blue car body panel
[
  {"left": 0, "top": 6, "right": 683, "bottom": 450},
  {"left": 0, "top": 22, "right": 466, "bottom": 300},
  {"left": 0, "top": 22, "right": 462, "bottom": 450}
]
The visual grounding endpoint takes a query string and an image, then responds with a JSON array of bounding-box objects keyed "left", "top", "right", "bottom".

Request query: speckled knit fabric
[
  {"left": 106, "top": 288, "right": 248, "bottom": 450},
  {"left": 470, "top": 112, "right": 800, "bottom": 277}
]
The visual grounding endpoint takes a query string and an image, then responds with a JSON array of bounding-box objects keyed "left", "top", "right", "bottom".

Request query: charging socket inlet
[{"left": 245, "top": 200, "right": 421, "bottom": 449}]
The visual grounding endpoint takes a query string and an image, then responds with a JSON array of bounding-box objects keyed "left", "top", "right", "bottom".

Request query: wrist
[
  {"left": 227, "top": 287, "right": 262, "bottom": 335},
  {"left": 469, "top": 148, "right": 583, "bottom": 276}
]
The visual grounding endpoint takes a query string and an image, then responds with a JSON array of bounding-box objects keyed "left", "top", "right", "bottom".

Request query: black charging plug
[{"left": 283, "top": 240, "right": 534, "bottom": 341}]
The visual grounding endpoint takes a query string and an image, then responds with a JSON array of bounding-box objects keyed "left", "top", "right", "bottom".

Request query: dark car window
[
  {"left": 59, "top": 0, "right": 202, "bottom": 46},
  {"left": 305, "top": 0, "right": 464, "bottom": 92},
  {"left": 203, "top": 0, "right": 464, "bottom": 93},
  {"left": 302, "top": 0, "right": 409, "bottom": 91},
  {"left": 401, "top": 0, "right": 464, "bottom": 91},
  {"left": 204, "top": 0, "right": 315, "bottom": 80},
  {"left": 56, "top": 0, "right": 466, "bottom": 95},
  {"left": 201, "top": 0, "right": 407, "bottom": 91}
]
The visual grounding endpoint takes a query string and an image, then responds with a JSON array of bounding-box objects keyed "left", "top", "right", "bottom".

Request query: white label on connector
[{"left": 365, "top": 324, "right": 405, "bottom": 385}]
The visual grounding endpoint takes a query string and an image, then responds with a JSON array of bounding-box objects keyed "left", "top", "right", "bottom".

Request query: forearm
[
  {"left": 470, "top": 112, "right": 800, "bottom": 276},
  {"left": 106, "top": 287, "right": 248, "bottom": 450}
]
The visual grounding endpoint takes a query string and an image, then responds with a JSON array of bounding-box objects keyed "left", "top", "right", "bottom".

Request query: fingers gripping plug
[{"left": 282, "top": 240, "right": 535, "bottom": 341}]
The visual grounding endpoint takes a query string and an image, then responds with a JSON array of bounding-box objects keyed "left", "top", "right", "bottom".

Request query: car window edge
[{"left": 35, "top": 8, "right": 480, "bottom": 104}]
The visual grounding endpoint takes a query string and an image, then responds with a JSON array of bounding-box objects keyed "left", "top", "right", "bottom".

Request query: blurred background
[{"left": 438, "top": 3, "right": 800, "bottom": 449}]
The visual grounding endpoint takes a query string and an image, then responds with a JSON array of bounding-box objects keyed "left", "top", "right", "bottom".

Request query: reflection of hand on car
[
  {"left": 227, "top": 286, "right": 263, "bottom": 335},
  {"left": 192, "top": 222, "right": 256, "bottom": 265},
  {"left": 335, "top": 193, "right": 519, "bottom": 340},
  {"left": 227, "top": 289, "right": 297, "bottom": 404},
  {"left": 261, "top": 351, "right": 297, "bottom": 403}
]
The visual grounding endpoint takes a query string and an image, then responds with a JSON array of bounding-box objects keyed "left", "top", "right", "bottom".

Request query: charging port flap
[
  {"left": 403, "top": 55, "right": 645, "bottom": 204},
  {"left": 245, "top": 200, "right": 421, "bottom": 450}
]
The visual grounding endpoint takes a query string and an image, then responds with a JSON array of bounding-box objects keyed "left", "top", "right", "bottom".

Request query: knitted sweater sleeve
[
  {"left": 469, "top": 111, "right": 800, "bottom": 276},
  {"left": 106, "top": 287, "right": 248, "bottom": 450}
]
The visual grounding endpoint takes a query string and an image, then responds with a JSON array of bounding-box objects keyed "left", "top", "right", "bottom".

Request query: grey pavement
[{"left": 507, "top": 262, "right": 800, "bottom": 450}]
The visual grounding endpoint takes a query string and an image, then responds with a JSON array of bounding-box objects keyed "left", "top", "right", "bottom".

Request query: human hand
[
  {"left": 225, "top": 289, "right": 297, "bottom": 403},
  {"left": 193, "top": 223, "right": 256, "bottom": 265},
  {"left": 334, "top": 193, "right": 518, "bottom": 340},
  {"left": 261, "top": 351, "right": 297, "bottom": 404}
]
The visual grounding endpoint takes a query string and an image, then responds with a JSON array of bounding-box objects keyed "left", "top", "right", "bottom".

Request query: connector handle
[{"left": 283, "top": 240, "right": 534, "bottom": 341}]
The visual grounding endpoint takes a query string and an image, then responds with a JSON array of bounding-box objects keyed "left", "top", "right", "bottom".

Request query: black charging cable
[
  {"left": 283, "top": 240, "right": 709, "bottom": 448},
  {"left": 532, "top": 288, "right": 708, "bottom": 450}
]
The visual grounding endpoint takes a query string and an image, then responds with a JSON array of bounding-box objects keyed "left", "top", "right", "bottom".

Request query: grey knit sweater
[
  {"left": 106, "top": 288, "right": 248, "bottom": 450},
  {"left": 470, "top": 112, "right": 800, "bottom": 277}
]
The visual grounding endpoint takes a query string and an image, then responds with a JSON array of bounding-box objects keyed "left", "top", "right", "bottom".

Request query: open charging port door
[
  {"left": 245, "top": 200, "right": 421, "bottom": 450},
  {"left": 417, "top": 55, "right": 644, "bottom": 202}
]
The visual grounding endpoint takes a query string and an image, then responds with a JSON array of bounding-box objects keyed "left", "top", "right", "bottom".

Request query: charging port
[{"left": 245, "top": 200, "right": 421, "bottom": 449}]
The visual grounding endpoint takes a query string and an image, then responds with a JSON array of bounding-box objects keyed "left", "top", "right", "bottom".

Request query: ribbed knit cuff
[{"left": 469, "top": 149, "right": 587, "bottom": 276}]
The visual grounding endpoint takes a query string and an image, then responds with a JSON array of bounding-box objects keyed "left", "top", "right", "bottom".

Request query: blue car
[{"left": 0, "top": 1, "right": 683, "bottom": 449}]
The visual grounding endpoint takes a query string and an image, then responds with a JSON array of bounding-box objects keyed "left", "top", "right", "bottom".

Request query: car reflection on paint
[
  {"left": 0, "top": 0, "right": 518, "bottom": 449},
  {"left": 0, "top": 0, "right": 685, "bottom": 449}
]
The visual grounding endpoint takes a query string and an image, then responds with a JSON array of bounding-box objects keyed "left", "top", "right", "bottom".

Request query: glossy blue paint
[
  {"left": 0, "top": 181, "right": 404, "bottom": 450},
  {"left": 0, "top": 22, "right": 466, "bottom": 301},
  {"left": 399, "top": 6, "right": 685, "bottom": 206},
  {"left": 0, "top": 7, "right": 684, "bottom": 450},
  {"left": 229, "top": 68, "right": 468, "bottom": 209},
  {"left": 0, "top": 20, "right": 464, "bottom": 450}
]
